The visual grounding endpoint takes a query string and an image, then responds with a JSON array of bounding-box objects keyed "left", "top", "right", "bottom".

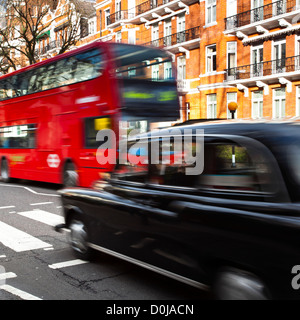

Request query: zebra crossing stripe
[
  {"left": 0, "top": 221, "right": 52, "bottom": 252},
  {"left": 49, "top": 259, "right": 88, "bottom": 269},
  {"left": 0, "top": 285, "right": 42, "bottom": 300},
  {"left": 17, "top": 209, "right": 64, "bottom": 227}
]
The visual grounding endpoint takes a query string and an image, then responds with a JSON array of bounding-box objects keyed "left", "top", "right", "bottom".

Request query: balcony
[
  {"left": 128, "top": 0, "right": 198, "bottom": 25},
  {"left": 177, "top": 79, "right": 190, "bottom": 94},
  {"left": 225, "top": 55, "right": 300, "bottom": 87},
  {"left": 144, "top": 26, "right": 200, "bottom": 53},
  {"left": 36, "top": 40, "right": 60, "bottom": 57},
  {"left": 225, "top": 0, "right": 300, "bottom": 36},
  {"left": 107, "top": 10, "right": 135, "bottom": 28}
]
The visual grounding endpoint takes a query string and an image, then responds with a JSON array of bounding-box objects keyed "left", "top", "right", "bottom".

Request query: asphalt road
[{"left": 0, "top": 180, "right": 211, "bottom": 301}]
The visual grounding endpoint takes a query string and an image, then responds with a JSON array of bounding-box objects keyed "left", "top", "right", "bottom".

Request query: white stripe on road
[
  {"left": 17, "top": 209, "right": 64, "bottom": 227},
  {"left": 49, "top": 259, "right": 89, "bottom": 269},
  {"left": 0, "top": 272, "right": 17, "bottom": 281},
  {"left": 0, "top": 206, "right": 15, "bottom": 210},
  {"left": 30, "top": 202, "right": 53, "bottom": 206},
  {"left": 0, "top": 183, "right": 59, "bottom": 197},
  {"left": 0, "top": 221, "right": 52, "bottom": 252},
  {"left": 0, "top": 284, "right": 42, "bottom": 300}
]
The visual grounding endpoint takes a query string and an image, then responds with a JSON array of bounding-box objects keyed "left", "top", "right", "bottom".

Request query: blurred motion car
[{"left": 56, "top": 120, "right": 300, "bottom": 299}]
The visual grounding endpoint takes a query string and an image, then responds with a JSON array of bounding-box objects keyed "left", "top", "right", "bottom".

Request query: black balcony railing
[
  {"left": 225, "top": 0, "right": 297, "bottom": 30},
  {"left": 135, "top": 0, "right": 172, "bottom": 15},
  {"left": 144, "top": 26, "right": 200, "bottom": 47},
  {"left": 107, "top": 10, "right": 135, "bottom": 25},
  {"left": 225, "top": 55, "right": 300, "bottom": 81}
]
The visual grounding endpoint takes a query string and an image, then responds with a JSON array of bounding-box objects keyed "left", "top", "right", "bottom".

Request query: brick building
[
  {"left": 7, "top": 0, "right": 300, "bottom": 120},
  {"left": 96, "top": 0, "right": 300, "bottom": 121}
]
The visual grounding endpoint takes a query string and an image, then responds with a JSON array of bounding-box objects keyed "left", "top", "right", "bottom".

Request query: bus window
[
  {"left": 0, "top": 48, "right": 104, "bottom": 101},
  {"left": 74, "top": 49, "right": 103, "bottom": 82},
  {"left": 0, "top": 124, "right": 36, "bottom": 149},
  {"left": 111, "top": 44, "right": 173, "bottom": 81},
  {"left": 84, "top": 117, "right": 111, "bottom": 148}
]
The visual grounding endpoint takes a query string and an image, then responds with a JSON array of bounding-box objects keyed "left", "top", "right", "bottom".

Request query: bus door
[{"left": 0, "top": 122, "right": 38, "bottom": 180}]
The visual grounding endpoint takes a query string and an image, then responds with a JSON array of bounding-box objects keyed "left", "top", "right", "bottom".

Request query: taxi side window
[
  {"left": 198, "top": 141, "right": 273, "bottom": 193},
  {"left": 114, "top": 140, "right": 148, "bottom": 184},
  {"left": 149, "top": 137, "right": 199, "bottom": 187}
]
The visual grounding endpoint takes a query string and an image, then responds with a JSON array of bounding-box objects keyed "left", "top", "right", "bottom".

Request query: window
[
  {"left": 112, "top": 44, "right": 173, "bottom": 82},
  {"left": 164, "top": 19, "right": 172, "bottom": 46},
  {"left": 116, "top": 0, "right": 121, "bottom": 13},
  {"left": 177, "top": 14, "right": 185, "bottom": 43},
  {"left": 152, "top": 64, "right": 159, "bottom": 80},
  {"left": 207, "top": 94, "right": 217, "bottom": 119},
  {"left": 177, "top": 55, "right": 186, "bottom": 80},
  {"left": 104, "top": 8, "right": 110, "bottom": 28},
  {"left": 0, "top": 48, "right": 104, "bottom": 101},
  {"left": 295, "top": 35, "right": 300, "bottom": 70},
  {"left": 273, "top": 0, "right": 286, "bottom": 15},
  {"left": 152, "top": 23, "right": 159, "bottom": 46},
  {"left": 273, "top": 88, "right": 286, "bottom": 119},
  {"left": 0, "top": 124, "right": 36, "bottom": 149},
  {"left": 252, "top": 90, "right": 263, "bottom": 119},
  {"left": 114, "top": 140, "right": 148, "bottom": 184},
  {"left": 227, "top": 42, "right": 237, "bottom": 74},
  {"left": 128, "top": 29, "right": 136, "bottom": 44},
  {"left": 273, "top": 39, "right": 286, "bottom": 73},
  {"left": 116, "top": 31, "right": 122, "bottom": 43},
  {"left": 206, "top": 44, "right": 217, "bottom": 73},
  {"left": 149, "top": 137, "right": 201, "bottom": 187},
  {"left": 84, "top": 117, "right": 111, "bottom": 148},
  {"left": 251, "top": 45, "right": 263, "bottom": 77},
  {"left": 251, "top": 0, "right": 264, "bottom": 23},
  {"left": 198, "top": 139, "right": 274, "bottom": 195},
  {"left": 164, "top": 62, "right": 172, "bottom": 80},
  {"left": 206, "top": 0, "right": 217, "bottom": 24},
  {"left": 227, "top": 0, "right": 237, "bottom": 17},
  {"left": 88, "top": 19, "right": 96, "bottom": 35}
]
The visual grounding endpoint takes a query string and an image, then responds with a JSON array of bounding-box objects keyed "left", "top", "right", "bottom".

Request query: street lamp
[
  {"left": 228, "top": 101, "right": 238, "bottom": 119},
  {"left": 227, "top": 101, "right": 238, "bottom": 167}
]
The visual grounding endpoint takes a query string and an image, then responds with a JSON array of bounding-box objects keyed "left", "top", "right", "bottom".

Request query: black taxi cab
[{"left": 56, "top": 120, "right": 300, "bottom": 299}]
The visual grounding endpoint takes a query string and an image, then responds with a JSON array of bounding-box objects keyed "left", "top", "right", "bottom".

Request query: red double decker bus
[{"left": 0, "top": 41, "right": 180, "bottom": 187}]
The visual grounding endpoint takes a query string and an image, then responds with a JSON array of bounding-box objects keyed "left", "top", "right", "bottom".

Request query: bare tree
[{"left": 0, "top": 0, "right": 87, "bottom": 74}]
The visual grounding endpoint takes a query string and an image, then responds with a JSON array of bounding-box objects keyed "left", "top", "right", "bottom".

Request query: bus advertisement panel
[{"left": 0, "top": 41, "right": 180, "bottom": 187}]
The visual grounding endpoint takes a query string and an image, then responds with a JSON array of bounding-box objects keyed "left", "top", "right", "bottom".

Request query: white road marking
[
  {"left": 0, "top": 206, "right": 15, "bottom": 210},
  {"left": 48, "top": 259, "right": 88, "bottom": 269},
  {"left": 0, "top": 272, "right": 17, "bottom": 281},
  {"left": 0, "top": 221, "right": 52, "bottom": 252},
  {"left": 0, "top": 255, "right": 6, "bottom": 258},
  {"left": 17, "top": 209, "right": 64, "bottom": 227},
  {"left": 0, "top": 183, "right": 59, "bottom": 197},
  {"left": 0, "top": 284, "right": 42, "bottom": 300},
  {"left": 30, "top": 202, "right": 53, "bottom": 206}
]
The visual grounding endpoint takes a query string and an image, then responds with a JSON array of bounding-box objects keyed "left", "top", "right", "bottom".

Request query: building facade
[{"left": 6, "top": 0, "right": 300, "bottom": 121}]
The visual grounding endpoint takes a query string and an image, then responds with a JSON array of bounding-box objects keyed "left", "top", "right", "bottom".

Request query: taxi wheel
[
  {"left": 68, "top": 216, "right": 94, "bottom": 261},
  {"left": 0, "top": 159, "right": 10, "bottom": 183},
  {"left": 213, "top": 267, "right": 270, "bottom": 300},
  {"left": 63, "top": 162, "right": 78, "bottom": 187}
]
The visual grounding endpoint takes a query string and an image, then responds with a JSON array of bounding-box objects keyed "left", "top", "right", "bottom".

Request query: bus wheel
[
  {"left": 63, "top": 162, "right": 78, "bottom": 187},
  {"left": 0, "top": 159, "right": 10, "bottom": 183}
]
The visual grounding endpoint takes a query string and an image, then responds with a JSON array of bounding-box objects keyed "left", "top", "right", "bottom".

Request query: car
[{"left": 56, "top": 119, "right": 300, "bottom": 300}]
